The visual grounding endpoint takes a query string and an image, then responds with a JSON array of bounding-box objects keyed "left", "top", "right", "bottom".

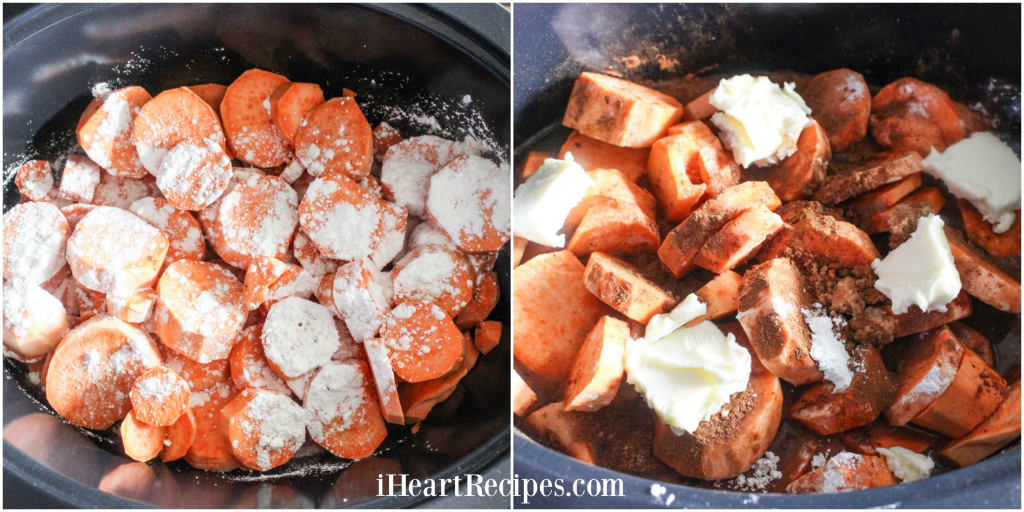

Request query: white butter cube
[
  {"left": 512, "top": 153, "right": 594, "bottom": 248},
  {"left": 871, "top": 214, "right": 961, "bottom": 314}
]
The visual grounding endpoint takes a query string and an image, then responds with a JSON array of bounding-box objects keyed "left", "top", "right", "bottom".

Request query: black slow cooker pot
[
  {"left": 513, "top": 3, "right": 1020, "bottom": 508},
  {"left": 3, "top": 3, "right": 510, "bottom": 508}
]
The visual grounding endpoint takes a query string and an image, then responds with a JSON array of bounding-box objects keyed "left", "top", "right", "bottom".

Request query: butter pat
[
  {"left": 625, "top": 294, "right": 752, "bottom": 435},
  {"left": 709, "top": 75, "right": 812, "bottom": 168},
  {"left": 922, "top": 132, "right": 1021, "bottom": 233},
  {"left": 512, "top": 153, "right": 594, "bottom": 247},
  {"left": 876, "top": 447, "right": 934, "bottom": 482},
  {"left": 872, "top": 214, "right": 961, "bottom": 315}
]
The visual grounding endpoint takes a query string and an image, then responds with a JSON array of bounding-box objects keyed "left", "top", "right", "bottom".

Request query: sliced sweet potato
[
  {"left": 737, "top": 258, "right": 823, "bottom": 386},
  {"left": 646, "top": 121, "right": 739, "bottom": 221},
  {"left": 885, "top": 326, "right": 965, "bottom": 426},
  {"left": 658, "top": 181, "right": 781, "bottom": 277},
  {"left": 161, "top": 408, "right": 196, "bottom": 462},
  {"left": 763, "top": 121, "right": 831, "bottom": 202},
  {"left": 813, "top": 151, "right": 923, "bottom": 205},
  {"left": 454, "top": 272, "right": 499, "bottom": 330},
  {"left": 562, "top": 72, "right": 683, "bottom": 148},
  {"left": 845, "top": 173, "right": 922, "bottom": 218},
  {"left": 947, "top": 321, "right": 995, "bottom": 367},
  {"left": 684, "top": 270, "right": 742, "bottom": 327},
  {"left": 399, "top": 335, "right": 479, "bottom": 424},
  {"left": 520, "top": 151, "right": 555, "bottom": 180},
  {"left": 304, "top": 360, "right": 387, "bottom": 460},
  {"left": 269, "top": 82, "right": 325, "bottom": 145},
  {"left": 363, "top": 337, "right": 404, "bottom": 425},
  {"left": 936, "top": 378, "right": 1021, "bottom": 468},
  {"left": 583, "top": 252, "right": 678, "bottom": 324},
  {"left": 889, "top": 290, "right": 973, "bottom": 338},
  {"left": 653, "top": 328, "right": 783, "bottom": 480},
  {"left": 184, "top": 382, "right": 241, "bottom": 472},
  {"left": 121, "top": 409, "right": 166, "bottom": 462},
  {"left": 787, "top": 453, "right": 899, "bottom": 493},
  {"left": 870, "top": 77, "right": 964, "bottom": 156},
  {"left": 957, "top": 199, "right": 1020, "bottom": 259},
  {"left": 681, "top": 87, "right": 716, "bottom": 121},
  {"left": 840, "top": 420, "right": 939, "bottom": 456},
  {"left": 558, "top": 130, "right": 650, "bottom": 182},
  {"left": 512, "top": 236, "right": 528, "bottom": 268},
  {"left": 861, "top": 186, "right": 946, "bottom": 234},
  {"left": 563, "top": 167, "right": 657, "bottom": 234},
  {"left": 565, "top": 203, "right": 660, "bottom": 257},
  {"left": 563, "top": 316, "right": 628, "bottom": 412},
  {"left": 380, "top": 301, "right": 465, "bottom": 383},
  {"left": 474, "top": 320, "right": 502, "bottom": 356},
  {"left": 512, "top": 369, "right": 539, "bottom": 417},
  {"left": 759, "top": 214, "right": 880, "bottom": 269},
  {"left": 523, "top": 402, "right": 598, "bottom": 464},
  {"left": 220, "top": 69, "right": 292, "bottom": 167},
  {"left": 911, "top": 349, "right": 1008, "bottom": 438},
  {"left": 513, "top": 251, "right": 614, "bottom": 395},
  {"left": 944, "top": 225, "right": 1022, "bottom": 315},
  {"left": 802, "top": 69, "right": 871, "bottom": 152},
  {"left": 693, "top": 204, "right": 785, "bottom": 274},
  {"left": 788, "top": 344, "right": 896, "bottom": 436}
]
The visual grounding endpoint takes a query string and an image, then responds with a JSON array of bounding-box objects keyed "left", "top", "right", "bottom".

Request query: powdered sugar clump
[
  {"left": 332, "top": 258, "right": 390, "bottom": 342},
  {"left": 817, "top": 452, "right": 864, "bottom": 493},
  {"left": 303, "top": 361, "right": 367, "bottom": 443},
  {"left": 262, "top": 297, "right": 340, "bottom": 378},
  {"left": 426, "top": 154, "right": 510, "bottom": 250},
  {"left": 408, "top": 222, "right": 457, "bottom": 251},
  {"left": 3, "top": 202, "right": 69, "bottom": 285},
  {"left": 134, "top": 369, "right": 184, "bottom": 400},
  {"left": 803, "top": 304, "right": 853, "bottom": 392},
  {"left": 731, "top": 451, "right": 783, "bottom": 491}
]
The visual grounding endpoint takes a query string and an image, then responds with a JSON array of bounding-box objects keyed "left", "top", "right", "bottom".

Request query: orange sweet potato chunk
[{"left": 563, "top": 72, "right": 683, "bottom": 148}]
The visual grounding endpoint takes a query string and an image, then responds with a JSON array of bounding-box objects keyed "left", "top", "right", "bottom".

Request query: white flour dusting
[
  {"left": 261, "top": 297, "right": 340, "bottom": 378},
  {"left": 802, "top": 304, "right": 853, "bottom": 392}
]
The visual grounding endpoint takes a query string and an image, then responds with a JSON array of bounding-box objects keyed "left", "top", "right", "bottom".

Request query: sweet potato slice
[
  {"left": 788, "top": 344, "right": 896, "bottom": 436},
  {"left": 787, "top": 453, "right": 899, "bottom": 493},
  {"left": 269, "top": 82, "right": 325, "bottom": 145},
  {"left": 186, "top": 83, "right": 227, "bottom": 112},
  {"left": 845, "top": 173, "right": 922, "bottom": 218},
  {"left": 802, "top": 69, "right": 871, "bottom": 152},
  {"left": 130, "top": 366, "right": 191, "bottom": 427},
  {"left": 522, "top": 403, "right": 598, "bottom": 464},
  {"left": 681, "top": 87, "right": 717, "bottom": 121},
  {"left": 911, "top": 349, "right": 1008, "bottom": 438},
  {"left": 474, "top": 321, "right": 502, "bottom": 356},
  {"left": 583, "top": 252, "right": 678, "bottom": 324},
  {"left": 372, "top": 122, "right": 403, "bottom": 162},
  {"left": 121, "top": 409, "right": 166, "bottom": 462},
  {"left": 161, "top": 345, "right": 231, "bottom": 392},
  {"left": 77, "top": 86, "right": 153, "bottom": 178},
  {"left": 221, "top": 387, "right": 309, "bottom": 471},
  {"left": 937, "top": 378, "right": 1021, "bottom": 468},
  {"left": 562, "top": 72, "right": 683, "bottom": 148},
  {"left": 694, "top": 204, "right": 784, "bottom": 274},
  {"left": 957, "top": 199, "right": 1020, "bottom": 258},
  {"left": 213, "top": 173, "right": 299, "bottom": 269},
  {"left": 426, "top": 155, "right": 510, "bottom": 254},
  {"left": 513, "top": 251, "right": 615, "bottom": 395},
  {"left": 454, "top": 272, "right": 499, "bottom": 330},
  {"left": 565, "top": 203, "right": 660, "bottom": 257},
  {"left": 66, "top": 206, "right": 169, "bottom": 296},
  {"left": 885, "top": 326, "right": 965, "bottom": 426},
  {"left": 184, "top": 382, "right": 241, "bottom": 472},
  {"left": 57, "top": 155, "right": 101, "bottom": 204},
  {"left": 763, "top": 121, "right": 831, "bottom": 202},
  {"left": 813, "top": 151, "right": 923, "bottom": 205},
  {"left": 242, "top": 256, "right": 289, "bottom": 311},
  {"left": 14, "top": 159, "right": 53, "bottom": 201},
  {"left": 944, "top": 226, "right": 1022, "bottom": 314},
  {"left": 760, "top": 214, "right": 880, "bottom": 269},
  {"left": 391, "top": 245, "right": 475, "bottom": 319},
  {"left": 294, "top": 97, "right": 373, "bottom": 179},
  {"left": 519, "top": 151, "right": 555, "bottom": 180},
  {"left": 220, "top": 69, "right": 292, "bottom": 167},
  {"left": 304, "top": 360, "right": 387, "bottom": 460},
  {"left": 299, "top": 171, "right": 386, "bottom": 261},
  {"left": 363, "top": 337, "right": 404, "bottom": 425},
  {"left": 562, "top": 167, "right": 657, "bottom": 235},
  {"left": 684, "top": 270, "right": 742, "bottom": 327},
  {"left": 563, "top": 316, "right": 628, "bottom": 412},
  {"left": 558, "top": 130, "right": 650, "bottom": 182},
  {"left": 132, "top": 87, "right": 227, "bottom": 175},
  {"left": 840, "top": 420, "right": 939, "bottom": 456},
  {"left": 161, "top": 408, "right": 196, "bottom": 462},
  {"left": 653, "top": 329, "right": 783, "bottom": 480},
  {"left": 658, "top": 181, "right": 781, "bottom": 277},
  {"left": 889, "top": 290, "right": 973, "bottom": 338},
  {"left": 128, "top": 197, "right": 206, "bottom": 272},
  {"left": 399, "top": 335, "right": 479, "bottom": 424},
  {"left": 228, "top": 324, "right": 292, "bottom": 396},
  {"left": 3, "top": 280, "right": 69, "bottom": 360},
  {"left": 737, "top": 258, "right": 823, "bottom": 386},
  {"left": 512, "top": 369, "right": 539, "bottom": 417},
  {"left": 947, "top": 321, "right": 995, "bottom": 367},
  {"left": 860, "top": 186, "right": 946, "bottom": 234},
  {"left": 870, "top": 77, "right": 964, "bottom": 156},
  {"left": 646, "top": 121, "right": 739, "bottom": 221},
  {"left": 380, "top": 301, "right": 466, "bottom": 383}
]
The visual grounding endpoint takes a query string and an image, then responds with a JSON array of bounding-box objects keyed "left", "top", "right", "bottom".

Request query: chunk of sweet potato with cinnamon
[
  {"left": 760, "top": 214, "right": 879, "bottom": 269},
  {"left": 763, "top": 121, "right": 831, "bottom": 202},
  {"left": 840, "top": 420, "right": 939, "bottom": 456},
  {"left": 885, "top": 326, "right": 965, "bottom": 426},
  {"left": 869, "top": 77, "right": 964, "bottom": 156},
  {"left": 646, "top": 121, "right": 739, "bottom": 221},
  {"left": 693, "top": 204, "right": 784, "bottom": 274},
  {"left": 813, "top": 151, "right": 923, "bottom": 206},
  {"left": 802, "top": 69, "right": 871, "bottom": 152},
  {"left": 563, "top": 72, "right": 683, "bottom": 148},
  {"left": 947, "top": 321, "right": 995, "bottom": 367},
  {"left": 944, "top": 225, "right": 1022, "bottom": 315},
  {"left": 888, "top": 290, "right": 973, "bottom": 338},
  {"left": 559, "top": 131, "right": 650, "bottom": 182},
  {"left": 936, "top": 378, "right": 1021, "bottom": 468},
  {"left": 583, "top": 252, "right": 678, "bottom": 324},
  {"left": 957, "top": 199, "right": 1020, "bottom": 259},
  {"left": 683, "top": 270, "right": 742, "bottom": 327},
  {"left": 513, "top": 251, "right": 615, "bottom": 396},
  {"left": 564, "top": 316, "right": 628, "bottom": 412},
  {"left": 788, "top": 344, "right": 896, "bottom": 436},
  {"left": 787, "top": 453, "right": 899, "bottom": 494},
  {"left": 911, "top": 348, "right": 1007, "bottom": 438}
]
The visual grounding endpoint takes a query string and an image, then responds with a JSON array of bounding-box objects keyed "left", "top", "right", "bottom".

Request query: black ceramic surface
[
  {"left": 513, "top": 3, "right": 1020, "bottom": 508},
  {"left": 3, "top": 3, "right": 510, "bottom": 508}
]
